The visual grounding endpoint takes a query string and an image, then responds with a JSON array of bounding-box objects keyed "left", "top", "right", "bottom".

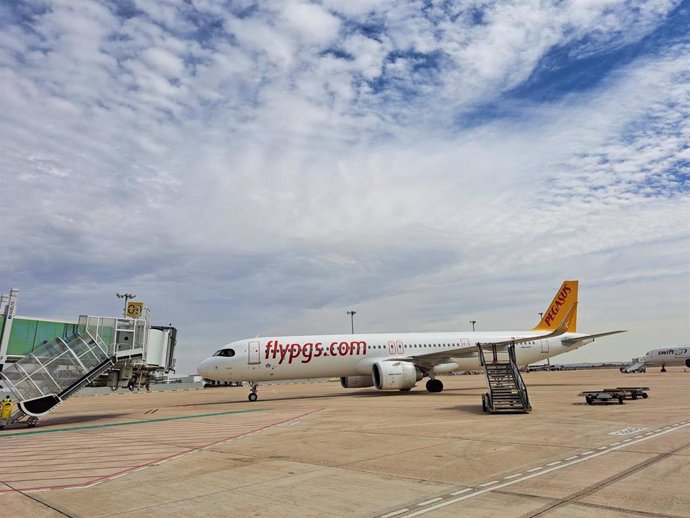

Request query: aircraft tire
[
  {"left": 248, "top": 393, "right": 258, "bottom": 402},
  {"left": 586, "top": 395, "right": 594, "bottom": 405},
  {"left": 426, "top": 379, "right": 443, "bottom": 393},
  {"left": 642, "top": 393, "right": 649, "bottom": 399},
  {"left": 618, "top": 396, "right": 624, "bottom": 404}
]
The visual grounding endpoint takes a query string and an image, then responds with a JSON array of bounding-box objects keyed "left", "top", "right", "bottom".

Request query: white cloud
[{"left": 0, "top": 1, "right": 687, "bottom": 373}]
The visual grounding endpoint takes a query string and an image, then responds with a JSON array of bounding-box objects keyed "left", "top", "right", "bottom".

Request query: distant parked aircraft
[{"left": 621, "top": 346, "right": 690, "bottom": 373}]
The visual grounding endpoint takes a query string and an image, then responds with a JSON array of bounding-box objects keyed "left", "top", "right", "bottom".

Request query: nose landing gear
[{"left": 248, "top": 382, "right": 259, "bottom": 401}]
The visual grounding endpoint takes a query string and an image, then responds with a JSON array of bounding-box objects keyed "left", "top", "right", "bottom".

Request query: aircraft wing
[
  {"left": 561, "top": 330, "right": 626, "bottom": 346},
  {"left": 399, "top": 305, "right": 577, "bottom": 371}
]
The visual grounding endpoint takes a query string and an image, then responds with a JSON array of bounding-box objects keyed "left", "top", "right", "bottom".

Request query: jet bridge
[
  {"left": 0, "top": 330, "right": 113, "bottom": 427},
  {"left": 0, "top": 314, "right": 177, "bottom": 428}
]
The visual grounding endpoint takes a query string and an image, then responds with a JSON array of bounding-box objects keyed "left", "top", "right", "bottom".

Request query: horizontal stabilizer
[{"left": 562, "top": 330, "right": 627, "bottom": 346}]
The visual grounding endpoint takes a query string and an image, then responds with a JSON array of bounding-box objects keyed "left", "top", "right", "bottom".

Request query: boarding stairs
[
  {"left": 620, "top": 358, "right": 646, "bottom": 373},
  {"left": 478, "top": 344, "right": 531, "bottom": 413},
  {"left": 0, "top": 330, "right": 115, "bottom": 428}
]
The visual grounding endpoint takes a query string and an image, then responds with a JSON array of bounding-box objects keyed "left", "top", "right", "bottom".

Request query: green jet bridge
[{"left": 1, "top": 315, "right": 175, "bottom": 428}]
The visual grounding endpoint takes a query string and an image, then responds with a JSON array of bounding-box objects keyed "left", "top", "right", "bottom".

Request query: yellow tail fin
[{"left": 533, "top": 280, "right": 578, "bottom": 332}]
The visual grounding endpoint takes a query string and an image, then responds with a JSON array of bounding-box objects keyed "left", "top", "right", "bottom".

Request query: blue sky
[{"left": 1, "top": 0, "right": 688, "bottom": 374}]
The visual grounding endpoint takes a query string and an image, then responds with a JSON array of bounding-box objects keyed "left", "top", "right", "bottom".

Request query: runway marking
[
  {"left": 479, "top": 480, "right": 498, "bottom": 487},
  {"left": 564, "top": 456, "right": 578, "bottom": 461},
  {"left": 381, "top": 509, "right": 409, "bottom": 517},
  {"left": 609, "top": 427, "right": 646, "bottom": 436},
  {"left": 386, "top": 420, "right": 690, "bottom": 518},
  {"left": 547, "top": 461, "right": 562, "bottom": 466},
  {"left": 417, "top": 498, "right": 443, "bottom": 506},
  {"left": 0, "top": 408, "right": 324, "bottom": 493},
  {"left": 504, "top": 473, "right": 522, "bottom": 479}
]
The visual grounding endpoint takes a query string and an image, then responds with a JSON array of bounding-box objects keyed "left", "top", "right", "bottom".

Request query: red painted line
[{"left": 0, "top": 408, "right": 324, "bottom": 493}]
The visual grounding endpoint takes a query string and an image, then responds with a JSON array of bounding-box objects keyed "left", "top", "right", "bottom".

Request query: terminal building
[{"left": 0, "top": 287, "right": 177, "bottom": 428}]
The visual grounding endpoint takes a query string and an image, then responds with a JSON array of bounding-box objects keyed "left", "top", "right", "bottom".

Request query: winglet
[{"left": 533, "top": 280, "right": 578, "bottom": 333}]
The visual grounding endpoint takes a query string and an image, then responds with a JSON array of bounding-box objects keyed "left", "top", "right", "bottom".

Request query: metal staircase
[
  {"left": 478, "top": 343, "right": 531, "bottom": 413},
  {"left": 0, "top": 331, "right": 114, "bottom": 427}
]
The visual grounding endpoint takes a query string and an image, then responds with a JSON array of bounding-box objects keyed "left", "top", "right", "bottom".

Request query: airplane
[
  {"left": 197, "top": 280, "right": 626, "bottom": 401},
  {"left": 620, "top": 346, "right": 690, "bottom": 373}
]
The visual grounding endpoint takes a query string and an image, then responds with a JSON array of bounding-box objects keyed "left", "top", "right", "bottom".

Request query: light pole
[
  {"left": 116, "top": 293, "right": 136, "bottom": 318},
  {"left": 347, "top": 310, "right": 357, "bottom": 334},
  {"left": 470, "top": 320, "right": 477, "bottom": 332}
]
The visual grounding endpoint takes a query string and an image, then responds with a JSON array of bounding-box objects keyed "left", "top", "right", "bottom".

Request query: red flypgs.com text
[
  {"left": 544, "top": 285, "right": 572, "bottom": 326},
  {"left": 265, "top": 340, "right": 368, "bottom": 365}
]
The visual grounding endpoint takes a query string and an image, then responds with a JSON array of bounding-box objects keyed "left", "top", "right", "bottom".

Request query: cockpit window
[{"left": 212, "top": 348, "right": 236, "bottom": 357}]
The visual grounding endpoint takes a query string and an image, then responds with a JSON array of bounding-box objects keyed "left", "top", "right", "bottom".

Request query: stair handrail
[{"left": 508, "top": 344, "right": 531, "bottom": 410}]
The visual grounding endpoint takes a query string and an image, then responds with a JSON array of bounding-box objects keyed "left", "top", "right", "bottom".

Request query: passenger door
[
  {"left": 540, "top": 339, "right": 549, "bottom": 354},
  {"left": 248, "top": 341, "right": 261, "bottom": 365}
]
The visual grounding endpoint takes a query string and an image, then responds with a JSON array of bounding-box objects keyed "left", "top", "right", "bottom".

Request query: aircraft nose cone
[{"left": 197, "top": 359, "right": 213, "bottom": 379}]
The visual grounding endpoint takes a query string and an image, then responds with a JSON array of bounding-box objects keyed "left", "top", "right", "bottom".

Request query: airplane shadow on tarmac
[
  {"left": 23, "top": 413, "right": 130, "bottom": 428},
  {"left": 176, "top": 386, "right": 481, "bottom": 408}
]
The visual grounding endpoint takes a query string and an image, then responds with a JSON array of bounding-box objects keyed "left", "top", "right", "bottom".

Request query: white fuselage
[
  {"left": 197, "top": 331, "right": 591, "bottom": 383},
  {"left": 642, "top": 346, "right": 690, "bottom": 367}
]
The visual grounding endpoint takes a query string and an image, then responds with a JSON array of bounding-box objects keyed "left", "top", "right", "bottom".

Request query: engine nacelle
[
  {"left": 340, "top": 376, "right": 374, "bottom": 388},
  {"left": 373, "top": 361, "right": 422, "bottom": 390}
]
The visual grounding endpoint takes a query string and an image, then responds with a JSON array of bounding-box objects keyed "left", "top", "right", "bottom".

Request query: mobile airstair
[
  {"left": 478, "top": 343, "right": 531, "bottom": 413},
  {"left": 619, "top": 358, "right": 646, "bottom": 373},
  {"left": 0, "top": 330, "right": 114, "bottom": 427}
]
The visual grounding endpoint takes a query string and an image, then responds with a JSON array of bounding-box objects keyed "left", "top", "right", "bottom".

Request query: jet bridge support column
[{"left": 0, "top": 288, "right": 19, "bottom": 372}]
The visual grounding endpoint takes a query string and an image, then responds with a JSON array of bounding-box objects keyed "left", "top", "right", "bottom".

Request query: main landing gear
[
  {"left": 426, "top": 379, "right": 443, "bottom": 393},
  {"left": 248, "top": 382, "right": 259, "bottom": 402}
]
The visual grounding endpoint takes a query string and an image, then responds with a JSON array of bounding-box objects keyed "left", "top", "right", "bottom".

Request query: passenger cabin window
[{"left": 213, "top": 349, "right": 236, "bottom": 357}]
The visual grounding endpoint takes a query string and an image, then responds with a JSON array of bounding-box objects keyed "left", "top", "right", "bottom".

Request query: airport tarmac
[{"left": 1, "top": 368, "right": 689, "bottom": 518}]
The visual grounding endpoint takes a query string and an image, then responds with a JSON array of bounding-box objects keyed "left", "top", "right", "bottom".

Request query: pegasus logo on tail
[{"left": 533, "top": 280, "right": 578, "bottom": 333}]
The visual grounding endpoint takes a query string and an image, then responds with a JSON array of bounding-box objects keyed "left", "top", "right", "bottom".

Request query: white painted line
[
  {"left": 581, "top": 451, "right": 594, "bottom": 455},
  {"left": 479, "top": 480, "right": 498, "bottom": 487},
  {"left": 610, "top": 442, "right": 620, "bottom": 446},
  {"left": 417, "top": 498, "right": 443, "bottom": 506},
  {"left": 597, "top": 446, "right": 608, "bottom": 450},
  {"left": 623, "top": 439, "right": 632, "bottom": 442},
  {"left": 81, "top": 480, "right": 104, "bottom": 489},
  {"left": 381, "top": 509, "right": 409, "bottom": 518},
  {"left": 109, "top": 473, "right": 129, "bottom": 481},
  {"left": 634, "top": 435, "right": 643, "bottom": 439},
  {"left": 564, "top": 456, "right": 578, "bottom": 461},
  {"left": 450, "top": 488, "right": 471, "bottom": 496},
  {"left": 547, "top": 461, "right": 562, "bottom": 466},
  {"left": 504, "top": 473, "right": 523, "bottom": 479},
  {"left": 527, "top": 466, "right": 543, "bottom": 473},
  {"left": 400, "top": 421, "right": 690, "bottom": 518}
]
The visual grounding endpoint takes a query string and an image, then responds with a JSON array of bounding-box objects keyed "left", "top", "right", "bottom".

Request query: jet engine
[
  {"left": 373, "top": 361, "right": 422, "bottom": 390},
  {"left": 340, "top": 376, "right": 374, "bottom": 388}
]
